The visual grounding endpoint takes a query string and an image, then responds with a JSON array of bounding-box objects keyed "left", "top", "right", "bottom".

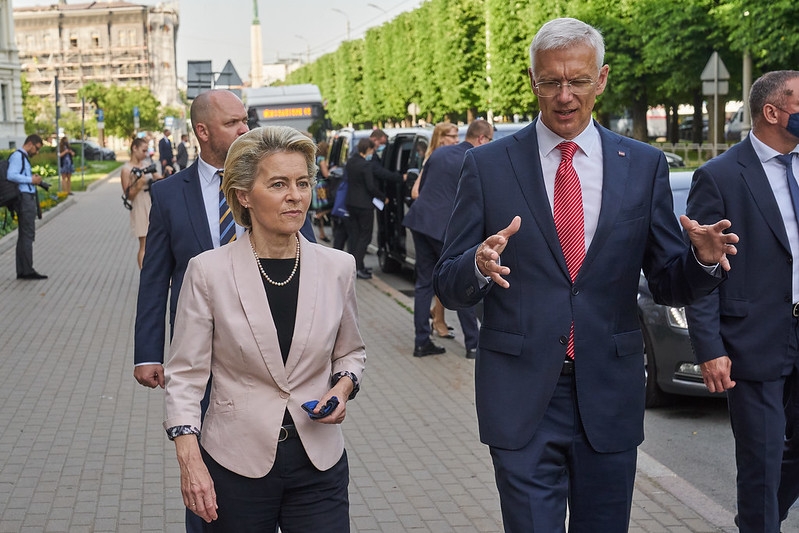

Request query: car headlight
[{"left": 666, "top": 306, "right": 688, "bottom": 330}]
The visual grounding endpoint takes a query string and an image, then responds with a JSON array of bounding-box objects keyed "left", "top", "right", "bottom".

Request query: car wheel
[
  {"left": 643, "top": 328, "right": 668, "bottom": 408},
  {"left": 378, "top": 248, "right": 402, "bottom": 274}
]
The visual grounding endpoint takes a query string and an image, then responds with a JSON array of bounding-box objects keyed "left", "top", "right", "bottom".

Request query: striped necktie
[
  {"left": 553, "top": 141, "right": 585, "bottom": 359},
  {"left": 218, "top": 170, "right": 236, "bottom": 245}
]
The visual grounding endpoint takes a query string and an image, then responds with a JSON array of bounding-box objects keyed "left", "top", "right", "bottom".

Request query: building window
[
  {"left": 119, "top": 30, "right": 127, "bottom": 46},
  {"left": 1, "top": 84, "right": 8, "bottom": 122},
  {"left": 92, "top": 34, "right": 100, "bottom": 47},
  {"left": 70, "top": 37, "right": 78, "bottom": 48}
]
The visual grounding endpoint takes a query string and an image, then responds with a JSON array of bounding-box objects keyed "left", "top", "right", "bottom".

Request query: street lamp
[
  {"left": 331, "top": 8, "right": 351, "bottom": 41},
  {"left": 367, "top": 3, "right": 387, "bottom": 14}
]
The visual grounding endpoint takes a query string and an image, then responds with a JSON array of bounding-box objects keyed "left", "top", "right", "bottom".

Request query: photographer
[
  {"left": 8, "top": 134, "right": 47, "bottom": 280},
  {"left": 122, "top": 137, "right": 162, "bottom": 269}
]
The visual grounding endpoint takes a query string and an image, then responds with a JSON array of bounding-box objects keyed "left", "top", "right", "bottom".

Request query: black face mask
[{"left": 775, "top": 106, "right": 799, "bottom": 138}]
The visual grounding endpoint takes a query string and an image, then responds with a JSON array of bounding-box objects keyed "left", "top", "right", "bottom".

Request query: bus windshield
[{"left": 244, "top": 84, "right": 326, "bottom": 141}]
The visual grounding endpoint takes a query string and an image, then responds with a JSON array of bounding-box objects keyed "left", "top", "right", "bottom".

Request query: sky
[{"left": 11, "top": 0, "right": 424, "bottom": 84}]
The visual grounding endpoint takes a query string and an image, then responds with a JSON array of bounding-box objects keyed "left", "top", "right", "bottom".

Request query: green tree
[{"left": 78, "top": 83, "right": 162, "bottom": 139}]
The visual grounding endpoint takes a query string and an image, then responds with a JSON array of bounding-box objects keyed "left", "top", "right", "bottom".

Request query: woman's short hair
[
  {"left": 357, "top": 137, "right": 374, "bottom": 155},
  {"left": 224, "top": 126, "right": 317, "bottom": 229}
]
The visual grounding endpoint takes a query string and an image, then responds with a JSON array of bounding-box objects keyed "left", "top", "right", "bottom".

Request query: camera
[
  {"left": 131, "top": 163, "right": 157, "bottom": 190},
  {"left": 130, "top": 163, "right": 157, "bottom": 178},
  {"left": 37, "top": 180, "right": 50, "bottom": 191}
]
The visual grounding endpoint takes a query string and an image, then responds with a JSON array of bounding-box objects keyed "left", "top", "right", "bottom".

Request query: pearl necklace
[{"left": 249, "top": 234, "right": 300, "bottom": 287}]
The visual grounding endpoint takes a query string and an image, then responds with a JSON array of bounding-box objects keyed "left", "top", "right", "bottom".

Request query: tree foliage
[{"left": 285, "top": 0, "right": 799, "bottom": 140}]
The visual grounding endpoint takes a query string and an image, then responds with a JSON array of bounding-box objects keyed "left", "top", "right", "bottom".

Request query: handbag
[
  {"left": 311, "top": 178, "right": 332, "bottom": 210},
  {"left": 330, "top": 179, "right": 349, "bottom": 218}
]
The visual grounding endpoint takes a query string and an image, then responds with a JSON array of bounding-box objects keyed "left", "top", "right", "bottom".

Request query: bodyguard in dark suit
[
  {"left": 345, "top": 137, "right": 382, "bottom": 279},
  {"left": 403, "top": 120, "right": 493, "bottom": 358},
  {"left": 686, "top": 70, "right": 799, "bottom": 532},
  {"left": 159, "top": 128, "right": 175, "bottom": 177},
  {"left": 133, "top": 90, "right": 314, "bottom": 532},
  {"left": 434, "top": 18, "right": 737, "bottom": 532}
]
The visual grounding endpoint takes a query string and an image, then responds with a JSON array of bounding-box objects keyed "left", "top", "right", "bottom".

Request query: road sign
[{"left": 701, "top": 51, "right": 729, "bottom": 96}]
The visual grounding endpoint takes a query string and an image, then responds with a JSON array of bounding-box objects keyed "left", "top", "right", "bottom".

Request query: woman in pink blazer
[{"left": 164, "top": 126, "right": 366, "bottom": 531}]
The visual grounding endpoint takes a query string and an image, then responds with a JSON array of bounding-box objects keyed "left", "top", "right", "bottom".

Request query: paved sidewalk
[{"left": 0, "top": 175, "right": 737, "bottom": 532}]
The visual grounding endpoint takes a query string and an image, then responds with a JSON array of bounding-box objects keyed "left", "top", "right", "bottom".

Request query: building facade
[
  {"left": 13, "top": 0, "right": 180, "bottom": 114},
  {"left": 0, "top": 0, "right": 26, "bottom": 148}
]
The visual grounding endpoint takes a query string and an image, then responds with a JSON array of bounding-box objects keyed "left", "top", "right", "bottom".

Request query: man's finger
[{"left": 497, "top": 216, "right": 522, "bottom": 239}]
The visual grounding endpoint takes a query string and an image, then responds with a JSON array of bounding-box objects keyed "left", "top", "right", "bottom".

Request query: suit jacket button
[
  {"left": 559, "top": 336, "right": 568, "bottom": 345},
  {"left": 571, "top": 287, "right": 579, "bottom": 295}
]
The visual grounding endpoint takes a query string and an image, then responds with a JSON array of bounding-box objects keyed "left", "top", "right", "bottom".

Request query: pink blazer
[{"left": 164, "top": 234, "right": 366, "bottom": 478}]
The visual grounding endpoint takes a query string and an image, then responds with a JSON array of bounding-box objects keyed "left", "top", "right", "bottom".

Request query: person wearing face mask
[
  {"left": 686, "top": 70, "right": 799, "bottom": 532},
  {"left": 344, "top": 137, "right": 384, "bottom": 279}
]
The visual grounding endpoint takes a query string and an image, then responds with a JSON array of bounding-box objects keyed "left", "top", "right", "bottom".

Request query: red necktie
[{"left": 554, "top": 141, "right": 585, "bottom": 359}]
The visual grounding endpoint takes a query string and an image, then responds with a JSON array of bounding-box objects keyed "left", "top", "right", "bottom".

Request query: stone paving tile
[{"left": 0, "top": 174, "right": 733, "bottom": 532}]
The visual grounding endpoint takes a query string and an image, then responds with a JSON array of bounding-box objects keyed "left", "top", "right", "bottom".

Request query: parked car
[
  {"left": 637, "top": 170, "right": 723, "bottom": 407},
  {"left": 724, "top": 106, "right": 745, "bottom": 142},
  {"left": 663, "top": 151, "right": 685, "bottom": 168},
  {"left": 678, "top": 116, "right": 708, "bottom": 141},
  {"left": 70, "top": 140, "right": 116, "bottom": 161}
]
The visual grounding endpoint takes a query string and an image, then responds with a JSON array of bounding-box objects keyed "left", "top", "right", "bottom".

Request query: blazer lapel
[
  {"left": 283, "top": 235, "right": 317, "bottom": 375},
  {"left": 580, "top": 126, "right": 630, "bottom": 276},
  {"left": 738, "top": 138, "right": 792, "bottom": 253},
  {"left": 506, "top": 120, "right": 571, "bottom": 280},
  {"left": 183, "top": 162, "right": 214, "bottom": 251},
  {"left": 231, "top": 236, "right": 290, "bottom": 390}
]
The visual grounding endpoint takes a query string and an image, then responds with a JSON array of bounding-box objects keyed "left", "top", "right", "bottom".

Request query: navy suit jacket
[
  {"left": 134, "top": 160, "right": 315, "bottom": 365},
  {"left": 403, "top": 141, "right": 473, "bottom": 242},
  {"left": 434, "top": 120, "right": 722, "bottom": 453},
  {"left": 686, "top": 136, "right": 793, "bottom": 381}
]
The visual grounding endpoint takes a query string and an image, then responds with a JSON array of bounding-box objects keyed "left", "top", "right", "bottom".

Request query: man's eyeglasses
[{"left": 533, "top": 79, "right": 596, "bottom": 98}]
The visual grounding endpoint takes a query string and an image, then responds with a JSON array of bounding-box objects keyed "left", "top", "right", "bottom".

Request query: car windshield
[{"left": 669, "top": 172, "right": 693, "bottom": 220}]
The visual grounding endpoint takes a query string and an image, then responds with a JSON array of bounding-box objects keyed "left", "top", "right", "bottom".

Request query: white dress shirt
[
  {"left": 196, "top": 157, "right": 246, "bottom": 248},
  {"left": 749, "top": 132, "right": 799, "bottom": 302}
]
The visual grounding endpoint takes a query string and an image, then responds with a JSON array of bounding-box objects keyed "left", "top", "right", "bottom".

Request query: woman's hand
[
  {"left": 312, "top": 379, "right": 354, "bottom": 424},
  {"left": 174, "top": 435, "right": 218, "bottom": 522}
]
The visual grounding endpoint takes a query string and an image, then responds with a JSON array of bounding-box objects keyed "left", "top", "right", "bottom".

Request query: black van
[{"left": 326, "top": 127, "right": 432, "bottom": 273}]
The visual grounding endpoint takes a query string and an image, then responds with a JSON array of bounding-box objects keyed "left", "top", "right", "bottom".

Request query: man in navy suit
[
  {"left": 134, "top": 90, "right": 315, "bottom": 390},
  {"left": 434, "top": 18, "right": 738, "bottom": 532},
  {"left": 159, "top": 128, "right": 175, "bottom": 177},
  {"left": 686, "top": 70, "right": 799, "bottom": 532},
  {"left": 132, "top": 90, "right": 315, "bottom": 532},
  {"left": 403, "top": 119, "right": 494, "bottom": 358}
]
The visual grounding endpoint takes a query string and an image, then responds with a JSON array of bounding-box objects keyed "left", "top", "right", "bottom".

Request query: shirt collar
[
  {"left": 197, "top": 156, "right": 222, "bottom": 185},
  {"left": 535, "top": 114, "right": 601, "bottom": 159},
  {"left": 749, "top": 130, "right": 799, "bottom": 164}
]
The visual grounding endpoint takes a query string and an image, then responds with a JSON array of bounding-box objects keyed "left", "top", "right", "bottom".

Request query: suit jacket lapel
[
  {"left": 738, "top": 137, "right": 792, "bottom": 253},
  {"left": 580, "top": 126, "right": 630, "bottom": 275},
  {"left": 283, "top": 236, "right": 317, "bottom": 375},
  {"left": 506, "top": 120, "right": 571, "bottom": 280},
  {"left": 183, "top": 162, "right": 214, "bottom": 251}
]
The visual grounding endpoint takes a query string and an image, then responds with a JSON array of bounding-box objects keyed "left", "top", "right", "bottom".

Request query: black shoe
[
  {"left": 364, "top": 267, "right": 373, "bottom": 274},
  {"left": 414, "top": 340, "right": 445, "bottom": 357},
  {"left": 356, "top": 269, "right": 372, "bottom": 279},
  {"left": 465, "top": 348, "right": 477, "bottom": 359},
  {"left": 18, "top": 271, "right": 48, "bottom": 280}
]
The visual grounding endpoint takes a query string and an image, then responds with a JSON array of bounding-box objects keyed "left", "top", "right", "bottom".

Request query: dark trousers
[
  {"left": 490, "top": 374, "right": 636, "bottom": 533},
  {"left": 412, "top": 230, "right": 479, "bottom": 349},
  {"left": 728, "top": 364, "right": 799, "bottom": 532},
  {"left": 200, "top": 443, "right": 349, "bottom": 533},
  {"left": 346, "top": 206, "right": 373, "bottom": 271},
  {"left": 16, "top": 192, "right": 37, "bottom": 276},
  {"left": 332, "top": 216, "right": 348, "bottom": 251}
]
